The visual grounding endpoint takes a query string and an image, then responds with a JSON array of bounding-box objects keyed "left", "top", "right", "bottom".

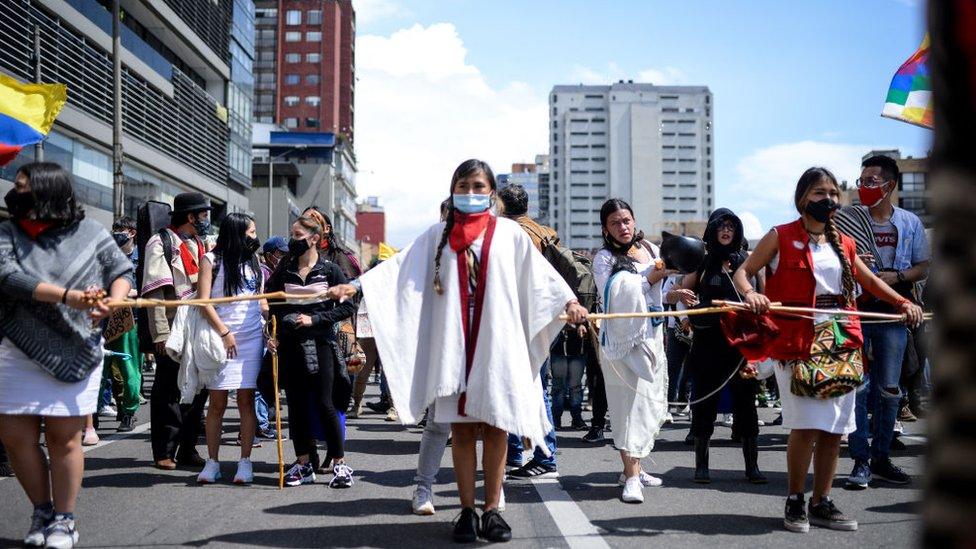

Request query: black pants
[
  {"left": 665, "top": 327, "right": 692, "bottom": 403},
  {"left": 282, "top": 341, "right": 344, "bottom": 462},
  {"left": 687, "top": 328, "right": 759, "bottom": 439},
  {"left": 585, "top": 340, "right": 608, "bottom": 429},
  {"left": 150, "top": 353, "right": 207, "bottom": 461}
]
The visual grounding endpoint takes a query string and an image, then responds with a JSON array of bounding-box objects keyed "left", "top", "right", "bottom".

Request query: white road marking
[{"left": 531, "top": 478, "right": 611, "bottom": 549}]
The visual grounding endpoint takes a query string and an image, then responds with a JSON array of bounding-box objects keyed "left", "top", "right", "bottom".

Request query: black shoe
[
  {"left": 693, "top": 437, "right": 710, "bottom": 483},
  {"left": 365, "top": 401, "right": 391, "bottom": 414},
  {"left": 0, "top": 460, "right": 12, "bottom": 477},
  {"left": 582, "top": 426, "right": 605, "bottom": 443},
  {"left": 684, "top": 431, "right": 695, "bottom": 446},
  {"left": 889, "top": 437, "right": 907, "bottom": 452},
  {"left": 176, "top": 452, "right": 205, "bottom": 468},
  {"left": 771, "top": 414, "right": 783, "bottom": 426},
  {"left": 784, "top": 493, "right": 810, "bottom": 533},
  {"left": 479, "top": 509, "right": 512, "bottom": 542},
  {"left": 453, "top": 507, "right": 479, "bottom": 543},
  {"left": 117, "top": 414, "right": 135, "bottom": 433},
  {"left": 808, "top": 496, "right": 858, "bottom": 531},
  {"left": 742, "top": 437, "right": 767, "bottom": 484},
  {"left": 870, "top": 457, "right": 911, "bottom": 485},
  {"left": 506, "top": 459, "right": 558, "bottom": 481},
  {"left": 570, "top": 418, "right": 588, "bottom": 431}
]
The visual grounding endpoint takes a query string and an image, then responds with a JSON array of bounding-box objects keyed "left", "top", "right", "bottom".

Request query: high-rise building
[
  {"left": 356, "top": 196, "right": 385, "bottom": 264},
  {"left": 0, "top": 0, "right": 254, "bottom": 224},
  {"left": 498, "top": 162, "right": 542, "bottom": 219},
  {"left": 253, "top": 0, "right": 355, "bottom": 140},
  {"left": 549, "top": 82, "right": 714, "bottom": 250},
  {"left": 535, "top": 154, "right": 550, "bottom": 226}
]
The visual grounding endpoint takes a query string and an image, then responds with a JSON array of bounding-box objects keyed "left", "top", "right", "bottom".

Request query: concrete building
[
  {"left": 535, "top": 154, "right": 551, "bottom": 226},
  {"left": 498, "top": 162, "right": 542, "bottom": 219},
  {"left": 356, "top": 196, "right": 385, "bottom": 265},
  {"left": 851, "top": 149, "right": 932, "bottom": 226},
  {"left": 549, "top": 81, "right": 714, "bottom": 250},
  {"left": 251, "top": 124, "right": 357, "bottom": 250},
  {"left": 253, "top": 0, "right": 354, "bottom": 140},
  {"left": 0, "top": 0, "right": 254, "bottom": 224}
]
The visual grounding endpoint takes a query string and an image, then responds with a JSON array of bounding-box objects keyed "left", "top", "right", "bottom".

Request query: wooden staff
[
  {"left": 269, "top": 316, "right": 285, "bottom": 490},
  {"left": 558, "top": 302, "right": 783, "bottom": 322},
  {"left": 710, "top": 300, "right": 933, "bottom": 321},
  {"left": 105, "top": 291, "right": 330, "bottom": 309}
]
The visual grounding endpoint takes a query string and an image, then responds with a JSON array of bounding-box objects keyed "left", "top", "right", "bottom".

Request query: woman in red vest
[{"left": 733, "top": 167, "right": 922, "bottom": 535}]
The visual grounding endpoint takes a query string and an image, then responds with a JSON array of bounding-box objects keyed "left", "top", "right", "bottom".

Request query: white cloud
[
  {"left": 352, "top": 0, "right": 409, "bottom": 25},
  {"left": 569, "top": 62, "right": 687, "bottom": 86},
  {"left": 355, "top": 23, "right": 548, "bottom": 246},
  {"left": 738, "top": 211, "right": 765, "bottom": 241}
]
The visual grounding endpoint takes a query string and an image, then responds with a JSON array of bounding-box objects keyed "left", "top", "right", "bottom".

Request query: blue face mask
[{"left": 452, "top": 193, "right": 491, "bottom": 214}]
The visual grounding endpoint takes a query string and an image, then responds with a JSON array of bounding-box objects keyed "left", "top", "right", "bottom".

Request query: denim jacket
[{"left": 887, "top": 206, "right": 930, "bottom": 271}]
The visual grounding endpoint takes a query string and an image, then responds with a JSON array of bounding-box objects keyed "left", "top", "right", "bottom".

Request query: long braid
[
  {"left": 824, "top": 217, "right": 856, "bottom": 305},
  {"left": 432, "top": 208, "right": 455, "bottom": 295}
]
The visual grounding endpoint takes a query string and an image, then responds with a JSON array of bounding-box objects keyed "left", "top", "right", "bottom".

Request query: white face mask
[{"left": 452, "top": 194, "right": 491, "bottom": 214}]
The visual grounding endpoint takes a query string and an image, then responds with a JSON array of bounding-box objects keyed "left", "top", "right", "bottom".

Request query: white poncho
[{"left": 359, "top": 217, "right": 574, "bottom": 450}]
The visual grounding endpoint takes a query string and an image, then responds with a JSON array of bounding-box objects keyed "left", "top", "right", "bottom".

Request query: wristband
[
  {"left": 220, "top": 330, "right": 231, "bottom": 337},
  {"left": 60, "top": 288, "right": 69, "bottom": 305}
]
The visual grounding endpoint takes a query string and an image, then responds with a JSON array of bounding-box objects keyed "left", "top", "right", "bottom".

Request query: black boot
[
  {"left": 693, "top": 437, "right": 710, "bottom": 484},
  {"left": 742, "top": 437, "right": 768, "bottom": 484}
]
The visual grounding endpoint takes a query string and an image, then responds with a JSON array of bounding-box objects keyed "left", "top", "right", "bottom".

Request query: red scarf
[
  {"left": 169, "top": 226, "right": 204, "bottom": 277},
  {"left": 450, "top": 211, "right": 497, "bottom": 415},
  {"left": 17, "top": 220, "right": 54, "bottom": 239}
]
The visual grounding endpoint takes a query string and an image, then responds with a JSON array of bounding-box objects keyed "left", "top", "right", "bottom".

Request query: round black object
[{"left": 660, "top": 232, "right": 706, "bottom": 273}]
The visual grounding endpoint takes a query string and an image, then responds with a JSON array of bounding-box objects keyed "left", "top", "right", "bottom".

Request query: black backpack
[
  {"left": 521, "top": 223, "right": 599, "bottom": 313},
  {"left": 135, "top": 201, "right": 174, "bottom": 353}
]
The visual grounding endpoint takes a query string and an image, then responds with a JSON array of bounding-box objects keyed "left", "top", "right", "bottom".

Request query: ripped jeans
[{"left": 849, "top": 323, "right": 908, "bottom": 462}]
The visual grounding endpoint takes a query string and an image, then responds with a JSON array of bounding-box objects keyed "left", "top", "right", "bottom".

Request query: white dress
[
  {"left": 771, "top": 241, "right": 857, "bottom": 434},
  {"left": 0, "top": 339, "right": 103, "bottom": 417},
  {"left": 594, "top": 247, "right": 669, "bottom": 458},
  {"left": 205, "top": 254, "right": 265, "bottom": 391}
]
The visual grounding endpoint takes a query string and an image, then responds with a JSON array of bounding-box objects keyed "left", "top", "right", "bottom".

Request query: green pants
[{"left": 102, "top": 327, "right": 143, "bottom": 416}]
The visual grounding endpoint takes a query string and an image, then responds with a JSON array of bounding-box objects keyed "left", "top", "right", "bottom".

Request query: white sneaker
[
  {"left": 664, "top": 413, "right": 674, "bottom": 424},
  {"left": 330, "top": 462, "right": 354, "bottom": 488},
  {"left": 233, "top": 458, "right": 253, "bottom": 485},
  {"left": 412, "top": 484, "right": 435, "bottom": 515},
  {"left": 98, "top": 405, "right": 118, "bottom": 418},
  {"left": 197, "top": 459, "right": 221, "bottom": 484},
  {"left": 893, "top": 420, "right": 905, "bottom": 434},
  {"left": 722, "top": 414, "right": 734, "bottom": 427},
  {"left": 757, "top": 419, "right": 766, "bottom": 426},
  {"left": 43, "top": 515, "right": 79, "bottom": 549},
  {"left": 24, "top": 507, "right": 51, "bottom": 547},
  {"left": 498, "top": 486, "right": 506, "bottom": 511},
  {"left": 81, "top": 428, "right": 99, "bottom": 446},
  {"left": 621, "top": 476, "right": 644, "bottom": 503},
  {"left": 618, "top": 471, "right": 663, "bottom": 487}
]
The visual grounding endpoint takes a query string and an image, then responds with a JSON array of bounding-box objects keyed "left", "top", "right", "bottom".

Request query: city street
[{"left": 0, "top": 383, "right": 925, "bottom": 548}]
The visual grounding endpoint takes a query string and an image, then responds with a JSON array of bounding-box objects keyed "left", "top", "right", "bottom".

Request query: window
[
  {"left": 306, "top": 74, "right": 320, "bottom": 85},
  {"left": 285, "top": 10, "right": 301, "bottom": 25},
  {"left": 284, "top": 96, "right": 299, "bottom": 106},
  {"left": 306, "top": 53, "right": 321, "bottom": 63},
  {"left": 306, "top": 96, "right": 321, "bottom": 106},
  {"left": 553, "top": 133, "right": 558, "bottom": 143},
  {"left": 285, "top": 31, "right": 301, "bottom": 42},
  {"left": 552, "top": 120, "right": 558, "bottom": 129},
  {"left": 307, "top": 31, "right": 322, "bottom": 42},
  {"left": 285, "top": 74, "right": 300, "bottom": 85},
  {"left": 308, "top": 10, "right": 322, "bottom": 24},
  {"left": 306, "top": 118, "right": 320, "bottom": 128},
  {"left": 585, "top": 94, "right": 603, "bottom": 99},
  {"left": 284, "top": 117, "right": 298, "bottom": 128},
  {"left": 285, "top": 53, "right": 301, "bottom": 63}
]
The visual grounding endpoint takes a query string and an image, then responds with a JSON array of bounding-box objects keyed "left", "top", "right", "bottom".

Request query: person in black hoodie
[
  {"left": 266, "top": 210, "right": 357, "bottom": 488},
  {"left": 674, "top": 208, "right": 766, "bottom": 484}
]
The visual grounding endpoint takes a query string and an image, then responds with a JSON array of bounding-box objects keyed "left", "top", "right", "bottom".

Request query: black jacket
[{"left": 267, "top": 256, "right": 357, "bottom": 340}]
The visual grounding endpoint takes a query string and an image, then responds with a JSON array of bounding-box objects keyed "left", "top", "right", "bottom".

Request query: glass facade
[{"left": 228, "top": 0, "right": 255, "bottom": 186}]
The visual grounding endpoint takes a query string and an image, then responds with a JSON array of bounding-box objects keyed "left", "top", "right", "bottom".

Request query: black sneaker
[
  {"left": 871, "top": 457, "right": 911, "bottom": 485},
  {"left": 808, "top": 497, "right": 858, "bottom": 531},
  {"left": 570, "top": 418, "right": 588, "bottom": 431},
  {"left": 582, "top": 426, "right": 605, "bottom": 443},
  {"left": 0, "top": 459, "right": 13, "bottom": 477},
  {"left": 452, "top": 507, "right": 479, "bottom": 543},
  {"left": 784, "top": 494, "right": 810, "bottom": 533},
  {"left": 117, "top": 414, "right": 135, "bottom": 433},
  {"left": 506, "top": 458, "right": 558, "bottom": 481},
  {"left": 771, "top": 414, "right": 783, "bottom": 426},
  {"left": 479, "top": 509, "right": 512, "bottom": 542},
  {"left": 365, "top": 400, "right": 390, "bottom": 414},
  {"left": 889, "top": 437, "right": 907, "bottom": 451},
  {"left": 284, "top": 461, "right": 316, "bottom": 487}
]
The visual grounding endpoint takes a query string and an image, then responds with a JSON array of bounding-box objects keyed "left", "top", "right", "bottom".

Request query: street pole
[
  {"left": 33, "top": 25, "right": 43, "bottom": 162},
  {"left": 111, "top": 0, "right": 124, "bottom": 218},
  {"left": 267, "top": 159, "right": 274, "bottom": 239}
]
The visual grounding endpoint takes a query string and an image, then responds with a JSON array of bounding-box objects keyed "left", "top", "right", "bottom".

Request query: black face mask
[
  {"left": 804, "top": 198, "right": 840, "bottom": 223},
  {"left": 113, "top": 232, "right": 132, "bottom": 247},
  {"left": 288, "top": 237, "right": 311, "bottom": 256},
  {"left": 4, "top": 189, "right": 35, "bottom": 219},
  {"left": 245, "top": 236, "right": 261, "bottom": 256}
]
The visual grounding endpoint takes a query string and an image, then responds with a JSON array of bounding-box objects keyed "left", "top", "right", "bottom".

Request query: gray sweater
[{"left": 0, "top": 218, "right": 133, "bottom": 382}]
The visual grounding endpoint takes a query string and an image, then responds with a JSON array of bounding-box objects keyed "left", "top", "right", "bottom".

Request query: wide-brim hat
[{"left": 171, "top": 192, "right": 212, "bottom": 216}]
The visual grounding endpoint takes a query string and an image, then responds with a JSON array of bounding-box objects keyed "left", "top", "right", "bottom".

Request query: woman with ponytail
[
  {"left": 733, "top": 167, "right": 922, "bottom": 534},
  {"left": 328, "top": 159, "right": 586, "bottom": 542}
]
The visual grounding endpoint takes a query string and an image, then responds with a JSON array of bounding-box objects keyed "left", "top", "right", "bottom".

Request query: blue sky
[{"left": 352, "top": 0, "right": 931, "bottom": 246}]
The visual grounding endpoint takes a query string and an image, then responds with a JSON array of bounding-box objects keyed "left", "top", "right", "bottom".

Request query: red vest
[{"left": 764, "top": 219, "right": 862, "bottom": 360}]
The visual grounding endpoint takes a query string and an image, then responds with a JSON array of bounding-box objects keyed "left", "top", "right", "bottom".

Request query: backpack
[
  {"left": 135, "top": 201, "right": 174, "bottom": 353},
  {"left": 521, "top": 222, "right": 599, "bottom": 313}
]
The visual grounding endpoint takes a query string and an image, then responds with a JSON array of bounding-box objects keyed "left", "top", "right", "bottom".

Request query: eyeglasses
[
  {"left": 856, "top": 176, "right": 889, "bottom": 189},
  {"left": 717, "top": 222, "right": 735, "bottom": 232}
]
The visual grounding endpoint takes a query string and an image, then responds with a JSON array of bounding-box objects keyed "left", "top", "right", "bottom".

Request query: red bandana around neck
[
  {"left": 17, "top": 220, "right": 55, "bottom": 239},
  {"left": 169, "top": 225, "right": 204, "bottom": 277},
  {"left": 449, "top": 210, "right": 492, "bottom": 252}
]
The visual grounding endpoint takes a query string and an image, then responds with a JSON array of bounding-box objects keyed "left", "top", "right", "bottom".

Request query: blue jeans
[
  {"left": 849, "top": 323, "right": 908, "bottom": 462},
  {"left": 255, "top": 391, "right": 271, "bottom": 432},
  {"left": 507, "top": 361, "right": 557, "bottom": 468},
  {"left": 550, "top": 353, "right": 585, "bottom": 425}
]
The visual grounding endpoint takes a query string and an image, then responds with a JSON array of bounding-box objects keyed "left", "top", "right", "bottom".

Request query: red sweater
[{"left": 764, "top": 219, "right": 862, "bottom": 360}]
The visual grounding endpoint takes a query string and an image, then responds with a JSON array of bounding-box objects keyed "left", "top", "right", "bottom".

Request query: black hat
[
  {"left": 660, "top": 231, "right": 707, "bottom": 273},
  {"left": 171, "top": 192, "right": 211, "bottom": 216}
]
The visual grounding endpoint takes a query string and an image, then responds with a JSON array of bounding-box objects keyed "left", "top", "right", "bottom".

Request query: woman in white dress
[
  {"left": 0, "top": 162, "right": 132, "bottom": 548},
  {"left": 593, "top": 198, "right": 678, "bottom": 504},
  {"left": 195, "top": 213, "right": 268, "bottom": 485},
  {"left": 735, "top": 167, "right": 923, "bottom": 534}
]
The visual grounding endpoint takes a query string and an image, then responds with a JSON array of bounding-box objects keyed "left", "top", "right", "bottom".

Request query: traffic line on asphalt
[{"left": 531, "top": 478, "right": 611, "bottom": 549}]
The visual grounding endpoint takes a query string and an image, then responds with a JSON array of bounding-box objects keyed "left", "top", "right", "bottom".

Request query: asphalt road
[{"left": 0, "top": 381, "right": 924, "bottom": 548}]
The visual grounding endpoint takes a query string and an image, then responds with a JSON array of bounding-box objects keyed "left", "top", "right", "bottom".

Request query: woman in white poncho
[
  {"left": 593, "top": 198, "right": 675, "bottom": 504},
  {"left": 328, "top": 160, "right": 587, "bottom": 543}
]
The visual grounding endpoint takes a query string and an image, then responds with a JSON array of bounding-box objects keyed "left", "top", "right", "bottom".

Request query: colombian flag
[{"left": 0, "top": 74, "right": 67, "bottom": 166}]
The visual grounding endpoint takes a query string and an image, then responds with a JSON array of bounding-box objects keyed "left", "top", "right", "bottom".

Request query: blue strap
[{"left": 600, "top": 272, "right": 622, "bottom": 347}]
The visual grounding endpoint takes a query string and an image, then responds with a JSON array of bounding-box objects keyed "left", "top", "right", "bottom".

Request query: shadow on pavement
[
  {"left": 592, "top": 513, "right": 780, "bottom": 537},
  {"left": 188, "top": 522, "right": 451, "bottom": 548}
]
